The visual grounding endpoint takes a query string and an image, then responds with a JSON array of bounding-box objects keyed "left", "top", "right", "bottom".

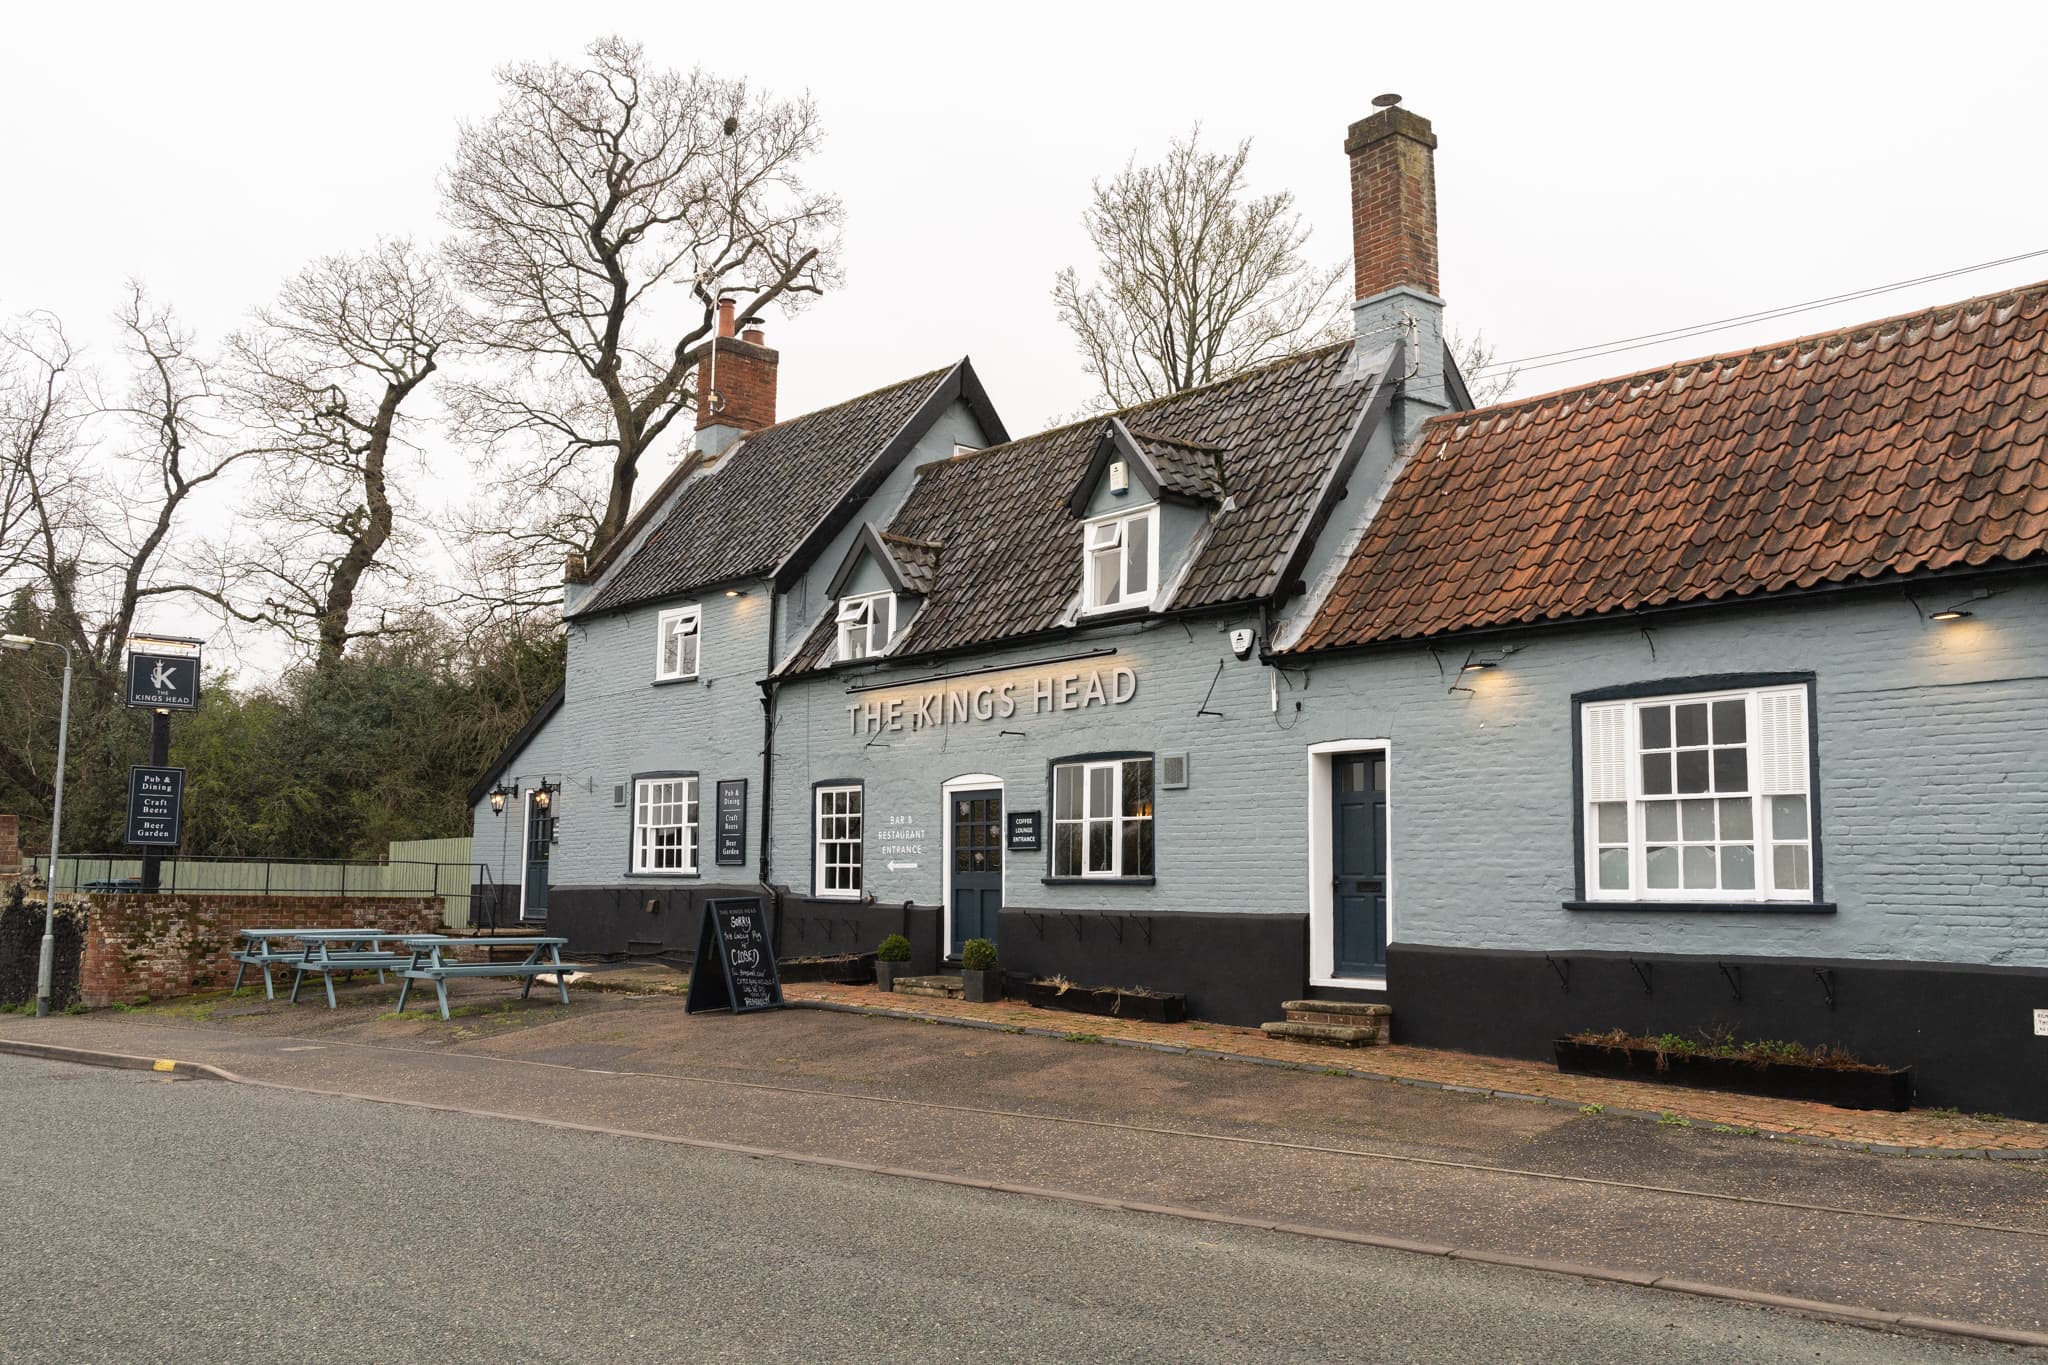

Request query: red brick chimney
[
  {"left": 696, "top": 296, "right": 778, "bottom": 450},
  {"left": 1345, "top": 97, "right": 1448, "bottom": 415},
  {"left": 1346, "top": 102, "right": 1439, "bottom": 301}
]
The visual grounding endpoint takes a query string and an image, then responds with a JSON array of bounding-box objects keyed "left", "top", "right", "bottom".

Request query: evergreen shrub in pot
[
  {"left": 959, "top": 938, "right": 1001, "bottom": 1003},
  {"left": 874, "top": 934, "right": 912, "bottom": 992}
]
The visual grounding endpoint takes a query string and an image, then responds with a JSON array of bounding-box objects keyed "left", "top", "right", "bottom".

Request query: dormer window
[
  {"left": 655, "top": 606, "right": 700, "bottom": 680},
  {"left": 1082, "top": 507, "right": 1158, "bottom": 613},
  {"left": 836, "top": 592, "right": 895, "bottom": 660}
]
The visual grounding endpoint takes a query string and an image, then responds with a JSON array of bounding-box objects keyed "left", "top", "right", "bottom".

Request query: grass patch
[
  {"left": 1579, "top": 1103, "right": 1605, "bottom": 1116},
  {"left": 1061, "top": 1032, "right": 1105, "bottom": 1045}
]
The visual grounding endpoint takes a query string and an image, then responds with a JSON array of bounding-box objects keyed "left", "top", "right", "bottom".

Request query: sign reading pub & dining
[{"left": 125, "top": 766, "right": 186, "bottom": 846}]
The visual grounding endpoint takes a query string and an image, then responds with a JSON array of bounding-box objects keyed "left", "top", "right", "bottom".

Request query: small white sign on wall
[{"left": 2034, "top": 1008, "right": 2048, "bottom": 1038}]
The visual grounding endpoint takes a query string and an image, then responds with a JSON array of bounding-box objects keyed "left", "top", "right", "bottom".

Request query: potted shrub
[
  {"left": 874, "top": 934, "right": 912, "bottom": 992},
  {"left": 960, "top": 938, "right": 1001, "bottom": 1003}
]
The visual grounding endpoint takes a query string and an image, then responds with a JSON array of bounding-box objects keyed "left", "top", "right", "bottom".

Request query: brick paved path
[{"left": 783, "top": 981, "right": 2048, "bottom": 1154}]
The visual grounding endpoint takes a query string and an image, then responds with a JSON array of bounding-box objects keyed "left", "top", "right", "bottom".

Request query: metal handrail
[{"left": 26, "top": 854, "right": 489, "bottom": 900}]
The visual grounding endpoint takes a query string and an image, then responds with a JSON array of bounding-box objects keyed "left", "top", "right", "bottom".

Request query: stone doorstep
[
  {"left": 1284, "top": 1009, "right": 1393, "bottom": 1030},
  {"left": 891, "top": 976, "right": 964, "bottom": 1000},
  {"left": 1280, "top": 1000, "right": 1390, "bottom": 1018},
  {"left": 1260, "top": 1020, "right": 1384, "bottom": 1047}
]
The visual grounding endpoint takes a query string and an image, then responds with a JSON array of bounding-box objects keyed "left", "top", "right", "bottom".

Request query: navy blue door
[
  {"left": 1332, "top": 752, "right": 1386, "bottom": 977},
  {"left": 521, "top": 794, "right": 552, "bottom": 921},
  {"left": 950, "top": 790, "right": 1002, "bottom": 956}
]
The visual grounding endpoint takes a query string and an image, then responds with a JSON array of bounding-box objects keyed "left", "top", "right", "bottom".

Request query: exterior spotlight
[
  {"left": 724, "top": 588, "right": 746, "bottom": 598},
  {"left": 1930, "top": 609, "right": 1972, "bottom": 622}
]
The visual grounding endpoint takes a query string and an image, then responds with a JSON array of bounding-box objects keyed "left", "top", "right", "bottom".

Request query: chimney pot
[
  {"left": 740, "top": 320, "right": 765, "bottom": 345},
  {"left": 716, "top": 296, "right": 737, "bottom": 338}
]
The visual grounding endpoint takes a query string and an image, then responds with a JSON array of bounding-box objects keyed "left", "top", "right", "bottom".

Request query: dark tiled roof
[
  {"left": 784, "top": 342, "right": 1380, "bottom": 670},
  {"left": 879, "top": 533, "right": 941, "bottom": 594},
  {"left": 1131, "top": 429, "right": 1228, "bottom": 500},
  {"left": 1293, "top": 281, "right": 2048, "bottom": 652},
  {"left": 579, "top": 366, "right": 957, "bottom": 615}
]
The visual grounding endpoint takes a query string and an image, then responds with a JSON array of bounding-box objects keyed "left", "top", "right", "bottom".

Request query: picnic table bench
[
  {"left": 232, "top": 929, "right": 415, "bottom": 1007},
  {"left": 393, "top": 935, "right": 586, "bottom": 1021}
]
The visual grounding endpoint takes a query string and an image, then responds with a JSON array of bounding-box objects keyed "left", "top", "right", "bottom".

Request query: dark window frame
[
  {"left": 1568, "top": 672, "right": 1827, "bottom": 912},
  {"left": 1043, "top": 750, "right": 1156, "bottom": 884}
]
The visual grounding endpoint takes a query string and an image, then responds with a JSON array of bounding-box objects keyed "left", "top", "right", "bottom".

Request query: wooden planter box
[
  {"left": 1554, "top": 1039, "right": 1913, "bottom": 1112},
  {"left": 1023, "top": 979, "right": 1184, "bottom": 1024},
  {"left": 776, "top": 952, "right": 874, "bottom": 986}
]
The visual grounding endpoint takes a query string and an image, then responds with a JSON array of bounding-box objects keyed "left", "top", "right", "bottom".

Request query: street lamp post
[{"left": 1, "top": 634, "right": 73, "bottom": 1018}]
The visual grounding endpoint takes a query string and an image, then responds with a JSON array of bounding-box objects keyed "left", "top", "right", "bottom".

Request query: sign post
[
  {"left": 123, "top": 636, "right": 201, "bottom": 891},
  {"left": 684, "top": 897, "right": 784, "bottom": 1014}
]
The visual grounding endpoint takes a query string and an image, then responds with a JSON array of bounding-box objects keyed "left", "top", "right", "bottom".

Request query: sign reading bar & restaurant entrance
[
  {"left": 125, "top": 766, "right": 186, "bottom": 846},
  {"left": 684, "top": 897, "right": 783, "bottom": 1014}
]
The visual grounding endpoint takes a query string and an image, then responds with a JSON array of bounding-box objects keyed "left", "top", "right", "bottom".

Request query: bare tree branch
[
  {"left": 443, "top": 34, "right": 843, "bottom": 599},
  {"left": 1053, "top": 126, "right": 1348, "bottom": 410}
]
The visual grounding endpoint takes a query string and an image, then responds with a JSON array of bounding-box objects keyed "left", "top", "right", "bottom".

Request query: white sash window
[
  {"left": 1582, "top": 684, "right": 1813, "bottom": 901},
  {"left": 632, "top": 776, "right": 698, "bottom": 874}
]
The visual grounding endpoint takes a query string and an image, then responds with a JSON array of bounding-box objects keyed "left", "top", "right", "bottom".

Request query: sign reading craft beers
[
  {"left": 126, "top": 650, "right": 200, "bottom": 711},
  {"left": 125, "top": 766, "right": 186, "bottom": 846}
]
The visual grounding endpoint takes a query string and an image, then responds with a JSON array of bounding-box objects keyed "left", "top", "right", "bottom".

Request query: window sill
[
  {"left": 1042, "top": 875, "right": 1156, "bottom": 886},
  {"left": 1563, "top": 899, "right": 1835, "bottom": 915},
  {"left": 651, "top": 675, "right": 701, "bottom": 687},
  {"left": 625, "top": 870, "right": 702, "bottom": 880}
]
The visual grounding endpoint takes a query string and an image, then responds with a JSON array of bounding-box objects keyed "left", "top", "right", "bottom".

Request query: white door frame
[
  {"left": 939, "top": 773, "right": 1005, "bottom": 958},
  {"left": 1306, "top": 739, "right": 1392, "bottom": 988}
]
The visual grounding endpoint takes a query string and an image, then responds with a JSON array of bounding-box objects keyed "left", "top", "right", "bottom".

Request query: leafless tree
[
  {"left": 225, "top": 240, "right": 464, "bottom": 670},
  {"left": 1053, "top": 127, "right": 1348, "bottom": 410},
  {"left": 0, "top": 289, "right": 262, "bottom": 822},
  {"left": 442, "top": 35, "right": 842, "bottom": 595}
]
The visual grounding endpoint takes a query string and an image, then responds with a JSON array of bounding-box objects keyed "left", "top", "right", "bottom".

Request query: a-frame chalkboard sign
[{"left": 685, "top": 897, "right": 785, "bottom": 1014}]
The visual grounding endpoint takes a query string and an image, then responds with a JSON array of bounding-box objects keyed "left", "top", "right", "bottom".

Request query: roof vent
[{"left": 1161, "top": 753, "right": 1189, "bottom": 790}]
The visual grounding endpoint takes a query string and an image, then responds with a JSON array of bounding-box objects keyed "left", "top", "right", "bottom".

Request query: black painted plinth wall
[
  {"left": 1388, "top": 944, "right": 2048, "bottom": 1122},
  {"left": 539, "top": 884, "right": 944, "bottom": 974},
  {"left": 997, "top": 908, "right": 1307, "bottom": 1027}
]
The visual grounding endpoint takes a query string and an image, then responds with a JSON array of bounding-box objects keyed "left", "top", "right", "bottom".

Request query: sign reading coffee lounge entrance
[{"left": 847, "top": 664, "right": 1137, "bottom": 736}]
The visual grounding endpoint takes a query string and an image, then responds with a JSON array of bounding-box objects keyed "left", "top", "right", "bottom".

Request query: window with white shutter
[{"left": 1580, "top": 683, "right": 1816, "bottom": 902}]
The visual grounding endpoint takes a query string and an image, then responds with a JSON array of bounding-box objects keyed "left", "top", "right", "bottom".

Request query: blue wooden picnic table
[
  {"left": 392, "top": 935, "right": 585, "bottom": 1021},
  {"left": 231, "top": 929, "right": 418, "bottom": 1006}
]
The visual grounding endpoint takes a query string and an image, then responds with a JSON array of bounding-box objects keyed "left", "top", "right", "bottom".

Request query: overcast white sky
[{"left": 6, "top": 0, "right": 2045, "bottom": 668}]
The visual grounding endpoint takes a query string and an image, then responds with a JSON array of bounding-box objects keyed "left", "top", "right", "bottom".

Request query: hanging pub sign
[
  {"left": 126, "top": 650, "right": 201, "bottom": 711},
  {"left": 685, "top": 897, "right": 783, "bottom": 1014},
  {"left": 1006, "top": 810, "right": 1042, "bottom": 853},
  {"left": 125, "top": 766, "right": 186, "bottom": 846},
  {"left": 715, "top": 779, "right": 747, "bottom": 866}
]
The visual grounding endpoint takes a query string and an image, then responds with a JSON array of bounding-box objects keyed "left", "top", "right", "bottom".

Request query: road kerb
[
  {"left": 0, "top": 1037, "right": 226, "bottom": 1081},
  {"left": 13, "top": 1033, "right": 2048, "bottom": 1350}
]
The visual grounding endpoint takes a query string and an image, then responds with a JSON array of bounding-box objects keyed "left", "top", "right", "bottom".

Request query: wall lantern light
[
  {"left": 533, "top": 780, "right": 559, "bottom": 811},
  {"left": 1919, "top": 586, "right": 2001, "bottom": 623},
  {"left": 489, "top": 781, "right": 519, "bottom": 815},
  {"left": 1448, "top": 645, "right": 1520, "bottom": 695}
]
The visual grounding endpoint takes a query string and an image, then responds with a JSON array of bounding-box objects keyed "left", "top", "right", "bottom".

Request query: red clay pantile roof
[{"left": 1292, "top": 281, "right": 2048, "bottom": 652}]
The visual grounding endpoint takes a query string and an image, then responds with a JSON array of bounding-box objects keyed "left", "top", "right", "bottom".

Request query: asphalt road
[{"left": 0, "top": 1057, "right": 2016, "bottom": 1364}]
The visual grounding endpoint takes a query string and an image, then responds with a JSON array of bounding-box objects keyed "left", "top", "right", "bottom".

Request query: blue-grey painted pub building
[{"left": 471, "top": 103, "right": 2048, "bottom": 1119}]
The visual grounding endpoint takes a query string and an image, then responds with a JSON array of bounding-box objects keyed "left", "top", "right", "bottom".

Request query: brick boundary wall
[
  {"left": 80, "top": 894, "right": 444, "bottom": 1007},
  {"left": 0, "top": 815, "right": 19, "bottom": 875}
]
